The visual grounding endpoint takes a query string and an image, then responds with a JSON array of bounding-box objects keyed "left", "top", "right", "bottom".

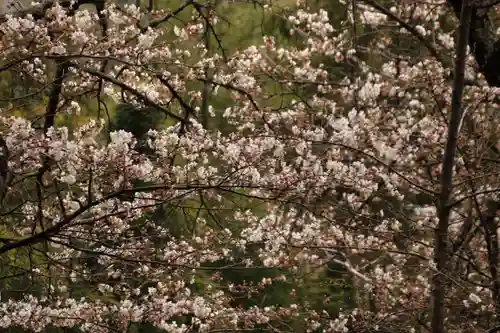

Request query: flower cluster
[{"left": 0, "top": 0, "right": 498, "bottom": 332}]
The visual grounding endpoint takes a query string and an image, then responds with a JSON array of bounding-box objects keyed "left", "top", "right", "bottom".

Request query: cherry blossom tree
[{"left": 1, "top": 0, "right": 500, "bottom": 332}]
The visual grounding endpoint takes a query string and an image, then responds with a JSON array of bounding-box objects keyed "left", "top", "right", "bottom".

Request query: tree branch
[
  {"left": 431, "top": 3, "right": 472, "bottom": 333},
  {"left": 362, "top": 0, "right": 445, "bottom": 65},
  {"left": 75, "top": 65, "right": 185, "bottom": 123}
]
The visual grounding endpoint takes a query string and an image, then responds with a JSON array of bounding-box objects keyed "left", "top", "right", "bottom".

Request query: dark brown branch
[
  {"left": 155, "top": 74, "right": 196, "bottom": 123},
  {"left": 146, "top": 0, "right": 194, "bottom": 31},
  {"left": 76, "top": 65, "right": 185, "bottom": 123},
  {"left": 362, "top": 0, "right": 445, "bottom": 64},
  {"left": 43, "top": 60, "right": 66, "bottom": 133},
  {"left": 481, "top": 199, "right": 500, "bottom": 319},
  {"left": 0, "top": 183, "right": 210, "bottom": 255},
  {"left": 431, "top": 3, "right": 472, "bottom": 333}
]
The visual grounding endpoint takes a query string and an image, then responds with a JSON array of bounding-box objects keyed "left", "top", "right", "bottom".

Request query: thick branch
[
  {"left": 43, "top": 60, "right": 66, "bottom": 133},
  {"left": 431, "top": 3, "right": 472, "bottom": 333},
  {"left": 481, "top": 200, "right": 500, "bottom": 318}
]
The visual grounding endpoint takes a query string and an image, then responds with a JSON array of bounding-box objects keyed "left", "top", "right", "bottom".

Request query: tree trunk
[{"left": 431, "top": 2, "right": 471, "bottom": 333}]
